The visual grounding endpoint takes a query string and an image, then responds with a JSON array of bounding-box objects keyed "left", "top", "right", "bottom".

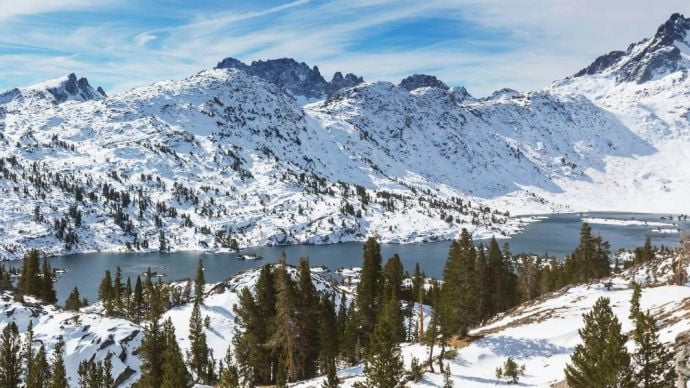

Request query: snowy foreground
[
  {"left": 0, "top": 253, "right": 687, "bottom": 387},
  {"left": 295, "top": 256, "right": 690, "bottom": 387}
]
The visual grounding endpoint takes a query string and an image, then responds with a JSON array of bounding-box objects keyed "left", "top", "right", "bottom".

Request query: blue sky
[{"left": 1, "top": 0, "right": 689, "bottom": 96}]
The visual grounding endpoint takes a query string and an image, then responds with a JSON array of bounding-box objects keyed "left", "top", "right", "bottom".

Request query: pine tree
[
  {"left": 135, "top": 318, "right": 165, "bottom": 387},
  {"left": 443, "top": 364, "right": 453, "bottom": 388},
  {"left": 23, "top": 321, "right": 35, "bottom": 379},
  {"left": 356, "top": 237, "right": 383, "bottom": 347},
  {"left": 26, "top": 344, "right": 50, "bottom": 387},
  {"left": 425, "top": 280, "right": 441, "bottom": 373},
  {"left": 98, "top": 270, "right": 114, "bottom": 315},
  {"left": 632, "top": 311, "right": 675, "bottom": 387},
  {"left": 0, "top": 321, "right": 21, "bottom": 387},
  {"left": 103, "top": 354, "right": 114, "bottom": 388},
  {"left": 565, "top": 297, "right": 633, "bottom": 387},
  {"left": 475, "top": 243, "right": 490, "bottom": 322},
  {"left": 194, "top": 259, "right": 205, "bottom": 305},
  {"left": 441, "top": 229, "right": 478, "bottom": 338},
  {"left": 41, "top": 259, "right": 57, "bottom": 304},
  {"left": 65, "top": 287, "right": 82, "bottom": 311},
  {"left": 630, "top": 282, "right": 642, "bottom": 321},
  {"left": 218, "top": 346, "right": 240, "bottom": 388},
  {"left": 383, "top": 254, "right": 405, "bottom": 342},
  {"left": 364, "top": 296, "right": 404, "bottom": 388},
  {"left": 50, "top": 336, "right": 69, "bottom": 388},
  {"left": 297, "top": 257, "right": 320, "bottom": 379},
  {"left": 19, "top": 249, "right": 41, "bottom": 298},
  {"left": 132, "top": 276, "right": 144, "bottom": 323},
  {"left": 233, "top": 288, "right": 262, "bottom": 386},
  {"left": 161, "top": 318, "right": 191, "bottom": 388},
  {"left": 318, "top": 295, "right": 339, "bottom": 377},
  {"left": 113, "top": 267, "right": 124, "bottom": 314},
  {"left": 487, "top": 237, "right": 506, "bottom": 316},
  {"left": 271, "top": 257, "right": 301, "bottom": 382},
  {"left": 188, "top": 301, "right": 211, "bottom": 383}
]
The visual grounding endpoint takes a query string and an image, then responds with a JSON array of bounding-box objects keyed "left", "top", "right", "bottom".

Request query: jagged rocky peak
[
  {"left": 327, "top": 71, "right": 363, "bottom": 97},
  {"left": 574, "top": 13, "right": 690, "bottom": 83},
  {"left": 0, "top": 73, "right": 106, "bottom": 105},
  {"left": 45, "top": 73, "right": 106, "bottom": 103},
  {"left": 449, "top": 86, "right": 474, "bottom": 103},
  {"left": 399, "top": 74, "right": 449, "bottom": 91},
  {"left": 215, "top": 57, "right": 363, "bottom": 99}
]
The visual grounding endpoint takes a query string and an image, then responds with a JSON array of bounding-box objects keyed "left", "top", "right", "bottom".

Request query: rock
[{"left": 399, "top": 74, "right": 449, "bottom": 91}]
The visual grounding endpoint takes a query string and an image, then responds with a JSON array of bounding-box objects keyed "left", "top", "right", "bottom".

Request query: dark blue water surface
[{"left": 40, "top": 212, "right": 689, "bottom": 302}]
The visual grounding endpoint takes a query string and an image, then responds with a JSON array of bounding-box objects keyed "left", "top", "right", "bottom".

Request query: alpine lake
[{"left": 26, "top": 212, "right": 690, "bottom": 302}]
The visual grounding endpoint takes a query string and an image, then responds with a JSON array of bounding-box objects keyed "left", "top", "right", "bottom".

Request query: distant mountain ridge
[{"left": 216, "top": 57, "right": 363, "bottom": 99}]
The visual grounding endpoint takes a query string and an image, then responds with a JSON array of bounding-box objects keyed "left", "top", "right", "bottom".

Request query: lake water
[{"left": 33, "top": 212, "right": 689, "bottom": 303}]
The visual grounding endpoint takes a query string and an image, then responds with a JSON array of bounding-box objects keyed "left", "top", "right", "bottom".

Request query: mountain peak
[
  {"left": 574, "top": 12, "right": 690, "bottom": 83},
  {"left": 399, "top": 74, "right": 449, "bottom": 91},
  {"left": 215, "top": 57, "right": 363, "bottom": 99}
]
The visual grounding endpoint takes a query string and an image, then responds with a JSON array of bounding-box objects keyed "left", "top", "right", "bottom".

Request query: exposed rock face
[
  {"left": 326, "top": 71, "right": 364, "bottom": 97},
  {"left": 0, "top": 73, "right": 105, "bottom": 105},
  {"left": 399, "top": 74, "right": 449, "bottom": 91},
  {"left": 574, "top": 13, "right": 690, "bottom": 83},
  {"left": 216, "top": 57, "right": 363, "bottom": 99},
  {"left": 47, "top": 73, "right": 106, "bottom": 103}
]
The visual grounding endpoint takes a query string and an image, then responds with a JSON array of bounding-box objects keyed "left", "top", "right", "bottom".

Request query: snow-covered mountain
[
  {"left": 1, "top": 13, "right": 690, "bottom": 258},
  {"left": 0, "top": 68, "right": 522, "bottom": 259}
]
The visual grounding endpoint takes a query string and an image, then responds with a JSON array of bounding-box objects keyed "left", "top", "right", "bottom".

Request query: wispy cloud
[{"left": 0, "top": 0, "right": 689, "bottom": 96}]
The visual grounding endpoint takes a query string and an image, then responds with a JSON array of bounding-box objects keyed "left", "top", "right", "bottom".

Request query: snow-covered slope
[
  {"left": 541, "top": 13, "right": 690, "bottom": 213},
  {"left": 2, "top": 13, "right": 690, "bottom": 258},
  {"left": 296, "top": 253, "right": 690, "bottom": 388},
  {"left": 0, "top": 295, "right": 142, "bottom": 386},
  {"left": 0, "top": 68, "right": 523, "bottom": 259}
]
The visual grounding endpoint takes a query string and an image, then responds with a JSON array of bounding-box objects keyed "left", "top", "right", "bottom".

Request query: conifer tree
[
  {"left": 19, "top": 249, "right": 41, "bottom": 298},
  {"left": 271, "top": 257, "right": 301, "bottom": 382},
  {"left": 441, "top": 229, "right": 478, "bottom": 338},
  {"left": 356, "top": 237, "right": 383, "bottom": 346},
  {"left": 254, "top": 264, "right": 277, "bottom": 382},
  {"left": 632, "top": 312, "right": 675, "bottom": 387},
  {"left": 132, "top": 276, "right": 144, "bottom": 323},
  {"left": 565, "top": 297, "right": 633, "bottom": 387},
  {"left": 219, "top": 346, "right": 240, "bottom": 388},
  {"left": 188, "top": 301, "right": 211, "bottom": 383},
  {"left": 23, "top": 321, "right": 35, "bottom": 378},
  {"left": 103, "top": 354, "right": 114, "bottom": 388},
  {"left": 113, "top": 267, "right": 124, "bottom": 314},
  {"left": 194, "top": 259, "right": 205, "bottom": 305},
  {"left": 383, "top": 254, "right": 405, "bottom": 342},
  {"left": 41, "top": 259, "right": 57, "bottom": 304},
  {"left": 297, "top": 257, "right": 320, "bottom": 379},
  {"left": 630, "top": 282, "right": 642, "bottom": 321},
  {"left": 487, "top": 237, "right": 506, "bottom": 316},
  {"left": 50, "top": 336, "right": 69, "bottom": 388},
  {"left": 26, "top": 344, "right": 50, "bottom": 387},
  {"left": 135, "top": 318, "right": 165, "bottom": 387},
  {"left": 475, "top": 244, "right": 490, "bottom": 322},
  {"left": 0, "top": 321, "right": 21, "bottom": 387},
  {"left": 364, "top": 296, "right": 404, "bottom": 388},
  {"left": 65, "top": 287, "right": 83, "bottom": 311},
  {"left": 318, "top": 295, "right": 339, "bottom": 376},
  {"left": 161, "top": 318, "right": 191, "bottom": 388},
  {"left": 233, "top": 288, "right": 262, "bottom": 386},
  {"left": 425, "top": 280, "right": 442, "bottom": 373},
  {"left": 340, "top": 301, "right": 359, "bottom": 364},
  {"left": 98, "top": 270, "right": 114, "bottom": 315}
]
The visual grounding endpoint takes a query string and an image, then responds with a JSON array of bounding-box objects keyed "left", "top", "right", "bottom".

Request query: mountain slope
[
  {"left": 0, "top": 69, "right": 520, "bottom": 259},
  {"left": 1, "top": 13, "right": 689, "bottom": 258}
]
